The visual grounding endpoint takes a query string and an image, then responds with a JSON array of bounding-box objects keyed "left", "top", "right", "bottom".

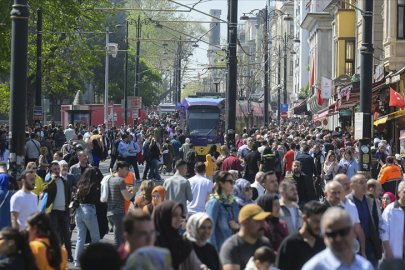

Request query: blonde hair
[
  {"left": 325, "top": 150, "right": 336, "bottom": 163},
  {"left": 220, "top": 145, "right": 229, "bottom": 156},
  {"left": 26, "top": 162, "right": 36, "bottom": 170},
  {"left": 140, "top": 180, "right": 155, "bottom": 199}
]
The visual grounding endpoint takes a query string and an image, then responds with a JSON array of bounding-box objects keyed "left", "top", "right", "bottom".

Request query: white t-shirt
[
  {"left": 340, "top": 198, "right": 360, "bottom": 225},
  {"left": 187, "top": 175, "right": 213, "bottom": 214},
  {"left": 10, "top": 190, "right": 38, "bottom": 229},
  {"left": 288, "top": 206, "right": 297, "bottom": 229}
]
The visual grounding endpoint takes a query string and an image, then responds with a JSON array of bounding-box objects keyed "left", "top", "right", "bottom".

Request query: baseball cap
[
  {"left": 238, "top": 204, "right": 272, "bottom": 223},
  {"left": 395, "top": 154, "right": 402, "bottom": 161},
  {"left": 374, "top": 138, "right": 381, "bottom": 144},
  {"left": 230, "top": 147, "right": 237, "bottom": 152}
]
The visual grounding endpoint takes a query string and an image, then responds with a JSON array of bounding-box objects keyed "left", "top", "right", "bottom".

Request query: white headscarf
[{"left": 185, "top": 213, "right": 213, "bottom": 247}]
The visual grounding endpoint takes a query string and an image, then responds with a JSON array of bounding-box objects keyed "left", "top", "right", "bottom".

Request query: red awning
[
  {"left": 313, "top": 109, "right": 329, "bottom": 121},
  {"left": 290, "top": 99, "right": 306, "bottom": 111}
]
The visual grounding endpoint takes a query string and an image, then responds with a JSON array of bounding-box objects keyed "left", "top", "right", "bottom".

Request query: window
[
  {"left": 345, "top": 40, "right": 355, "bottom": 76},
  {"left": 399, "top": 0, "right": 405, "bottom": 39},
  {"left": 290, "top": 22, "right": 294, "bottom": 36}
]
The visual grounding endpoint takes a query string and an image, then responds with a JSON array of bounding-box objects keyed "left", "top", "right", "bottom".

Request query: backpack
[
  {"left": 274, "top": 151, "right": 281, "bottom": 167},
  {"left": 100, "top": 175, "right": 113, "bottom": 203},
  {"left": 323, "top": 142, "right": 334, "bottom": 153}
]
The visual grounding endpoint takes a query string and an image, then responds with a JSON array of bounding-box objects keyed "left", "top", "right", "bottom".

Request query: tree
[{"left": 0, "top": 0, "right": 114, "bottom": 123}]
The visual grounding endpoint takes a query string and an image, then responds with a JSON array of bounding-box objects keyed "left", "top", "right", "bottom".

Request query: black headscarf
[
  {"left": 257, "top": 194, "right": 279, "bottom": 242},
  {"left": 153, "top": 200, "right": 193, "bottom": 270}
]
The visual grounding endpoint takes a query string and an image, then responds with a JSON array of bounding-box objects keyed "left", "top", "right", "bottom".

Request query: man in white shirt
[
  {"left": 10, "top": 170, "right": 38, "bottom": 230},
  {"left": 64, "top": 124, "right": 75, "bottom": 142},
  {"left": 187, "top": 162, "right": 213, "bottom": 219},
  {"left": 302, "top": 207, "right": 373, "bottom": 270},
  {"left": 251, "top": 172, "right": 265, "bottom": 202},
  {"left": 333, "top": 174, "right": 366, "bottom": 258}
]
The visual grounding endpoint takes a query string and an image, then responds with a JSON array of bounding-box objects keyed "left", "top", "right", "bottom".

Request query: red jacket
[{"left": 221, "top": 155, "right": 244, "bottom": 172}]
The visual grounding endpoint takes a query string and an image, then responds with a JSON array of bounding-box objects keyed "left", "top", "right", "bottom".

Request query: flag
[
  {"left": 389, "top": 87, "right": 405, "bottom": 109},
  {"left": 310, "top": 55, "right": 315, "bottom": 88},
  {"left": 317, "top": 88, "right": 325, "bottom": 106}
]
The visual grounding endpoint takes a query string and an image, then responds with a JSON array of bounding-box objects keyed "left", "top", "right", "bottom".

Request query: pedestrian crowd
[{"left": 0, "top": 119, "right": 404, "bottom": 270}]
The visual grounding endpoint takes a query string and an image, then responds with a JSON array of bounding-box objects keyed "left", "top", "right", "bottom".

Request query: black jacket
[
  {"left": 285, "top": 172, "right": 317, "bottom": 203},
  {"left": 295, "top": 153, "right": 316, "bottom": 179}
]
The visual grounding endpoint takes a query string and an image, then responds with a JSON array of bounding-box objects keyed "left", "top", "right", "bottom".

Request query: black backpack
[
  {"left": 110, "top": 138, "right": 121, "bottom": 157},
  {"left": 324, "top": 142, "right": 334, "bottom": 153}
]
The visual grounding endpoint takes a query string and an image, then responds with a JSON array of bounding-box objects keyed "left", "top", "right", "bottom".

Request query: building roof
[{"left": 301, "top": 12, "right": 334, "bottom": 30}]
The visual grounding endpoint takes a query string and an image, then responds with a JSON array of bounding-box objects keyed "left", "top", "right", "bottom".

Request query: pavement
[{"left": 68, "top": 158, "right": 173, "bottom": 269}]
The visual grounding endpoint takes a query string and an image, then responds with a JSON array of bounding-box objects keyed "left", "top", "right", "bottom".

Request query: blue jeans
[
  {"left": 74, "top": 204, "right": 100, "bottom": 261},
  {"left": 125, "top": 156, "right": 140, "bottom": 180},
  {"left": 148, "top": 159, "right": 161, "bottom": 180},
  {"left": 108, "top": 213, "right": 125, "bottom": 248}
]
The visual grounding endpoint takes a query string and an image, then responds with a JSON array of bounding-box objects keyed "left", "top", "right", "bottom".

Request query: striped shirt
[{"left": 107, "top": 176, "right": 126, "bottom": 216}]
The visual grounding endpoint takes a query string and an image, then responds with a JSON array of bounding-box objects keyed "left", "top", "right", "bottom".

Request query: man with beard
[
  {"left": 284, "top": 161, "right": 317, "bottom": 211},
  {"left": 10, "top": 170, "right": 37, "bottom": 230},
  {"left": 276, "top": 201, "right": 328, "bottom": 270},
  {"left": 279, "top": 179, "right": 302, "bottom": 234},
  {"left": 302, "top": 207, "right": 373, "bottom": 270},
  {"left": 59, "top": 160, "right": 77, "bottom": 193},
  {"left": 220, "top": 204, "right": 272, "bottom": 270}
]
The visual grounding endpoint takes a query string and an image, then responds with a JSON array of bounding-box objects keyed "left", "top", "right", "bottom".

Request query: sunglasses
[
  {"left": 224, "top": 178, "right": 234, "bottom": 184},
  {"left": 325, "top": 227, "right": 351, "bottom": 239}
]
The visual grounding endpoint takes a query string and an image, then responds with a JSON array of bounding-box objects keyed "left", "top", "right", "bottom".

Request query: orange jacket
[
  {"left": 124, "top": 172, "right": 135, "bottom": 213},
  {"left": 379, "top": 164, "right": 402, "bottom": 185}
]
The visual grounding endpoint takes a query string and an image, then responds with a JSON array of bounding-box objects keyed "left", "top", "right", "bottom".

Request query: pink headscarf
[{"left": 382, "top": 192, "right": 396, "bottom": 208}]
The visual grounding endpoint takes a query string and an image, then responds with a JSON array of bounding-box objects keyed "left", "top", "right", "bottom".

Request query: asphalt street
[{"left": 68, "top": 158, "right": 172, "bottom": 269}]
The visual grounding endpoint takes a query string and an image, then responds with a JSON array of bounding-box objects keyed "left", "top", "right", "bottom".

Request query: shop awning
[
  {"left": 313, "top": 109, "right": 329, "bottom": 121},
  {"left": 373, "top": 110, "right": 405, "bottom": 126},
  {"left": 290, "top": 99, "right": 307, "bottom": 115}
]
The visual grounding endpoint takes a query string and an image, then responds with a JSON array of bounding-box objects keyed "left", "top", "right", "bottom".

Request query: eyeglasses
[
  {"left": 31, "top": 167, "right": 37, "bottom": 170},
  {"left": 244, "top": 187, "right": 252, "bottom": 191},
  {"left": 325, "top": 227, "right": 352, "bottom": 239}
]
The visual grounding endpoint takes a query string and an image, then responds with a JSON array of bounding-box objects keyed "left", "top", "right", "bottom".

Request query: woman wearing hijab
[
  {"left": 382, "top": 191, "right": 396, "bottom": 211},
  {"left": 257, "top": 194, "right": 289, "bottom": 253},
  {"left": 185, "top": 213, "right": 220, "bottom": 270},
  {"left": 206, "top": 171, "right": 240, "bottom": 252},
  {"left": 153, "top": 200, "right": 206, "bottom": 270},
  {"left": 124, "top": 246, "right": 172, "bottom": 270},
  {"left": 143, "top": 186, "right": 166, "bottom": 215},
  {"left": 0, "top": 173, "right": 11, "bottom": 230},
  {"left": 233, "top": 178, "right": 255, "bottom": 209}
]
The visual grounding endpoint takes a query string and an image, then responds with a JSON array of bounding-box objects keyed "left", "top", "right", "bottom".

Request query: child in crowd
[{"left": 245, "top": 246, "right": 280, "bottom": 270}]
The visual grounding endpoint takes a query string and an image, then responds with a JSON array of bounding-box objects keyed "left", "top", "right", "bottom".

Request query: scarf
[
  {"left": 153, "top": 201, "right": 192, "bottom": 270},
  {"left": 382, "top": 192, "right": 396, "bottom": 209},
  {"left": 233, "top": 178, "right": 254, "bottom": 207},
  {"left": 257, "top": 194, "right": 279, "bottom": 242},
  {"left": 151, "top": 186, "right": 167, "bottom": 207},
  {"left": 185, "top": 213, "right": 213, "bottom": 246},
  {"left": 210, "top": 192, "right": 235, "bottom": 206},
  {"left": 125, "top": 246, "right": 172, "bottom": 270}
]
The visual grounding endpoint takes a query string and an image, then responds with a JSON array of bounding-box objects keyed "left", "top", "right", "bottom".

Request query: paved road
[{"left": 68, "top": 158, "right": 173, "bottom": 269}]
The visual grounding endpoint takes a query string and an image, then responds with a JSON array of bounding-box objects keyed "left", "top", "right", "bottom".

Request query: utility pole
[
  {"left": 225, "top": 0, "right": 237, "bottom": 148},
  {"left": 9, "top": 0, "right": 29, "bottom": 180},
  {"left": 104, "top": 27, "right": 110, "bottom": 128},
  {"left": 177, "top": 36, "right": 182, "bottom": 103},
  {"left": 277, "top": 45, "right": 281, "bottom": 124},
  {"left": 263, "top": 6, "right": 269, "bottom": 127},
  {"left": 124, "top": 20, "right": 129, "bottom": 126},
  {"left": 134, "top": 14, "right": 141, "bottom": 97},
  {"left": 358, "top": 0, "right": 374, "bottom": 177},
  {"left": 283, "top": 32, "right": 288, "bottom": 104},
  {"left": 35, "top": 9, "right": 42, "bottom": 125}
]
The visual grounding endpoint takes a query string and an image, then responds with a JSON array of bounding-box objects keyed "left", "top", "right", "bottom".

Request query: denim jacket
[{"left": 206, "top": 197, "right": 240, "bottom": 252}]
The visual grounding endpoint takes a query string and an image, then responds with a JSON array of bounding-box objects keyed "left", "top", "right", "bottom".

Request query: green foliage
[
  {"left": 0, "top": 0, "right": 114, "bottom": 118},
  {"left": 0, "top": 83, "right": 10, "bottom": 114},
  {"left": 182, "top": 79, "right": 205, "bottom": 99},
  {"left": 299, "top": 82, "right": 309, "bottom": 98}
]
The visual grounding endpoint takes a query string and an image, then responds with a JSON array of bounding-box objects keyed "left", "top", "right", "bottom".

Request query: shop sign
[
  {"left": 355, "top": 112, "right": 363, "bottom": 140},
  {"left": 321, "top": 77, "right": 332, "bottom": 99},
  {"left": 314, "top": 120, "right": 321, "bottom": 126},
  {"left": 323, "top": 119, "right": 328, "bottom": 126},
  {"left": 374, "top": 63, "right": 384, "bottom": 82},
  {"left": 340, "top": 109, "right": 352, "bottom": 117}
]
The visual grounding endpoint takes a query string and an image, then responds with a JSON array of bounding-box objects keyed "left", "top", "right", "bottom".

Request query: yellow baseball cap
[{"left": 238, "top": 204, "right": 272, "bottom": 223}]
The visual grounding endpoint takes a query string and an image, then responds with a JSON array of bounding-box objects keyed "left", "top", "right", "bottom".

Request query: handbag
[{"left": 69, "top": 192, "right": 79, "bottom": 210}]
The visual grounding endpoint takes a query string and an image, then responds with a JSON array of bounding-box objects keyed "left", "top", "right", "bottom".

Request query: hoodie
[{"left": 204, "top": 154, "right": 216, "bottom": 177}]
